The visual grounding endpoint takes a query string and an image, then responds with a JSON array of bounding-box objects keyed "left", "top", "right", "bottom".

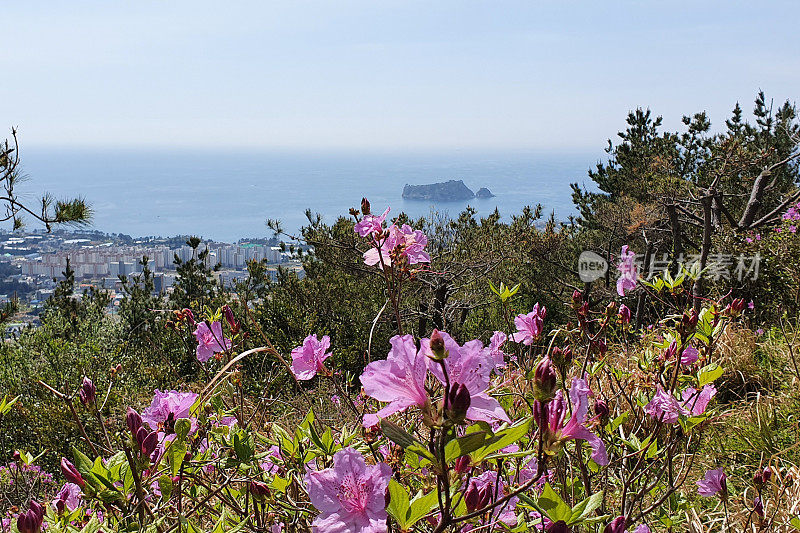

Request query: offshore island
[{"left": 402, "top": 179, "right": 495, "bottom": 201}]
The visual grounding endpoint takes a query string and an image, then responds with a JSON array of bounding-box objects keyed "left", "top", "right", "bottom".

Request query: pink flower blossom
[
  {"left": 304, "top": 447, "right": 391, "bottom": 533},
  {"left": 681, "top": 345, "right": 699, "bottom": 365},
  {"left": 547, "top": 378, "right": 609, "bottom": 465},
  {"left": 697, "top": 467, "right": 727, "bottom": 498},
  {"left": 645, "top": 386, "right": 685, "bottom": 424},
  {"left": 422, "top": 331, "right": 510, "bottom": 423},
  {"left": 53, "top": 483, "right": 82, "bottom": 513},
  {"left": 616, "top": 245, "right": 638, "bottom": 296},
  {"left": 360, "top": 335, "right": 429, "bottom": 427},
  {"left": 363, "top": 224, "right": 430, "bottom": 268},
  {"left": 681, "top": 384, "right": 717, "bottom": 416},
  {"left": 354, "top": 207, "right": 390, "bottom": 238},
  {"left": 483, "top": 331, "right": 508, "bottom": 370},
  {"left": 290, "top": 334, "right": 333, "bottom": 380},
  {"left": 511, "top": 304, "right": 547, "bottom": 345},
  {"left": 193, "top": 321, "right": 231, "bottom": 363},
  {"left": 141, "top": 389, "right": 198, "bottom": 432}
]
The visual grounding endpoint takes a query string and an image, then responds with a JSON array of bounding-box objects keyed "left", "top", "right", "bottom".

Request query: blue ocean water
[{"left": 14, "top": 148, "right": 602, "bottom": 242}]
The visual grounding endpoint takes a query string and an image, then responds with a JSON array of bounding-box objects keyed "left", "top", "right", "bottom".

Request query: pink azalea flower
[
  {"left": 141, "top": 389, "right": 199, "bottom": 432},
  {"left": 304, "top": 447, "right": 391, "bottom": 533},
  {"left": 354, "top": 207, "right": 390, "bottom": 237},
  {"left": 681, "top": 384, "right": 716, "bottom": 416},
  {"left": 422, "top": 331, "right": 510, "bottom": 423},
  {"left": 697, "top": 467, "right": 727, "bottom": 498},
  {"left": 681, "top": 345, "right": 699, "bottom": 365},
  {"left": 644, "top": 386, "right": 685, "bottom": 424},
  {"left": 616, "top": 245, "right": 638, "bottom": 296},
  {"left": 260, "top": 445, "right": 283, "bottom": 475},
  {"left": 546, "top": 378, "right": 609, "bottom": 465},
  {"left": 790, "top": 225, "right": 797, "bottom": 233},
  {"left": 193, "top": 321, "right": 231, "bottom": 363},
  {"left": 746, "top": 237, "right": 754, "bottom": 243},
  {"left": 363, "top": 224, "right": 430, "bottom": 268},
  {"left": 511, "top": 304, "right": 547, "bottom": 345},
  {"left": 483, "top": 331, "right": 509, "bottom": 370},
  {"left": 360, "top": 335, "right": 430, "bottom": 427},
  {"left": 53, "top": 483, "right": 82, "bottom": 513},
  {"left": 290, "top": 334, "right": 333, "bottom": 380}
]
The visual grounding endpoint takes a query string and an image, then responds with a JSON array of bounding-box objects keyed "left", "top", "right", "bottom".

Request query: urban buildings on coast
[{"left": 0, "top": 229, "right": 303, "bottom": 331}]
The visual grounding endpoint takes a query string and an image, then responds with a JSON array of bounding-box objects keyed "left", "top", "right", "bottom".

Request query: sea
[{"left": 13, "top": 148, "right": 603, "bottom": 243}]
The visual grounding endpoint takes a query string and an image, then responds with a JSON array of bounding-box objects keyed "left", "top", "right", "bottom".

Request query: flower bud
[
  {"left": 78, "top": 377, "right": 96, "bottom": 408},
  {"left": 618, "top": 304, "right": 631, "bottom": 325},
  {"left": 464, "top": 483, "right": 481, "bottom": 513},
  {"left": 141, "top": 430, "right": 159, "bottom": 458},
  {"left": 571, "top": 290, "right": 583, "bottom": 307},
  {"left": 761, "top": 467, "right": 772, "bottom": 483},
  {"left": 605, "top": 301, "right": 618, "bottom": 316},
  {"left": 446, "top": 383, "right": 471, "bottom": 424},
  {"left": 250, "top": 480, "right": 270, "bottom": 499},
  {"left": 222, "top": 305, "right": 239, "bottom": 334},
  {"left": 17, "top": 501, "right": 44, "bottom": 533},
  {"left": 183, "top": 308, "right": 196, "bottom": 326},
  {"left": 361, "top": 197, "right": 371, "bottom": 216},
  {"left": 60, "top": 457, "right": 85, "bottom": 488},
  {"left": 547, "top": 520, "right": 570, "bottom": 533},
  {"left": 753, "top": 496, "right": 764, "bottom": 519},
  {"left": 126, "top": 408, "right": 142, "bottom": 436},
  {"left": 533, "top": 357, "right": 558, "bottom": 401},
  {"left": 428, "top": 330, "right": 448, "bottom": 361},
  {"left": 454, "top": 456, "right": 471, "bottom": 474},
  {"left": 533, "top": 400, "right": 549, "bottom": 432},
  {"left": 594, "top": 400, "right": 609, "bottom": 422},
  {"left": 604, "top": 516, "right": 627, "bottom": 533}
]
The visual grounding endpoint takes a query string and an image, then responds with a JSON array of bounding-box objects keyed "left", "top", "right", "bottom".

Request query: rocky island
[{"left": 402, "top": 180, "right": 494, "bottom": 201}]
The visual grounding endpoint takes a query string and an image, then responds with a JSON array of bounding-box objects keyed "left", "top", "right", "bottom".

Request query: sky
[{"left": 2, "top": 1, "right": 799, "bottom": 151}]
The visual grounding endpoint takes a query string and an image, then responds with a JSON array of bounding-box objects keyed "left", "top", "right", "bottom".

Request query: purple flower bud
[
  {"left": 533, "top": 357, "right": 558, "bottom": 401},
  {"left": 604, "top": 516, "right": 627, "bottom": 533},
  {"left": 533, "top": 400, "right": 549, "bottom": 432},
  {"left": 17, "top": 501, "right": 44, "bottom": 533},
  {"left": 222, "top": 305, "right": 239, "bottom": 334},
  {"left": 141, "top": 431, "right": 159, "bottom": 458},
  {"left": 454, "top": 456, "right": 471, "bottom": 474},
  {"left": 464, "top": 483, "right": 480, "bottom": 513},
  {"left": 594, "top": 399, "right": 610, "bottom": 422},
  {"left": 60, "top": 457, "right": 85, "bottom": 487},
  {"left": 183, "top": 308, "right": 196, "bottom": 326},
  {"left": 361, "top": 197, "right": 371, "bottom": 216},
  {"left": 476, "top": 485, "right": 492, "bottom": 510},
  {"left": 753, "top": 496, "right": 764, "bottom": 518},
  {"left": 547, "top": 520, "right": 570, "bottom": 533},
  {"left": 250, "top": 480, "right": 270, "bottom": 498},
  {"left": 78, "top": 377, "right": 96, "bottom": 407},
  {"left": 761, "top": 467, "right": 772, "bottom": 483},
  {"left": 446, "top": 383, "right": 471, "bottom": 423},
  {"left": 428, "top": 330, "right": 447, "bottom": 361},
  {"left": 126, "top": 408, "right": 142, "bottom": 436},
  {"left": 618, "top": 304, "right": 631, "bottom": 325}
]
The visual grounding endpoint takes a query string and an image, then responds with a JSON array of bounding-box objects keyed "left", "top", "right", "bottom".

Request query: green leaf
[
  {"left": 698, "top": 363, "right": 724, "bottom": 386},
  {"left": 380, "top": 419, "right": 415, "bottom": 449},
  {"left": 569, "top": 491, "right": 604, "bottom": 525},
  {"left": 537, "top": 483, "right": 572, "bottom": 522},
  {"left": 471, "top": 418, "right": 532, "bottom": 463},
  {"left": 80, "top": 517, "right": 102, "bottom": 533},
  {"left": 72, "top": 447, "right": 94, "bottom": 475},
  {"left": 386, "top": 479, "right": 411, "bottom": 528},
  {"left": 444, "top": 431, "right": 492, "bottom": 462},
  {"left": 790, "top": 515, "right": 800, "bottom": 530},
  {"left": 174, "top": 418, "right": 192, "bottom": 441},
  {"left": 408, "top": 490, "right": 439, "bottom": 527}
]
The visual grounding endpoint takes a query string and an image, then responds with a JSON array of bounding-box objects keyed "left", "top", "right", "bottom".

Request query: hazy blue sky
[{"left": 2, "top": 1, "right": 799, "bottom": 150}]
